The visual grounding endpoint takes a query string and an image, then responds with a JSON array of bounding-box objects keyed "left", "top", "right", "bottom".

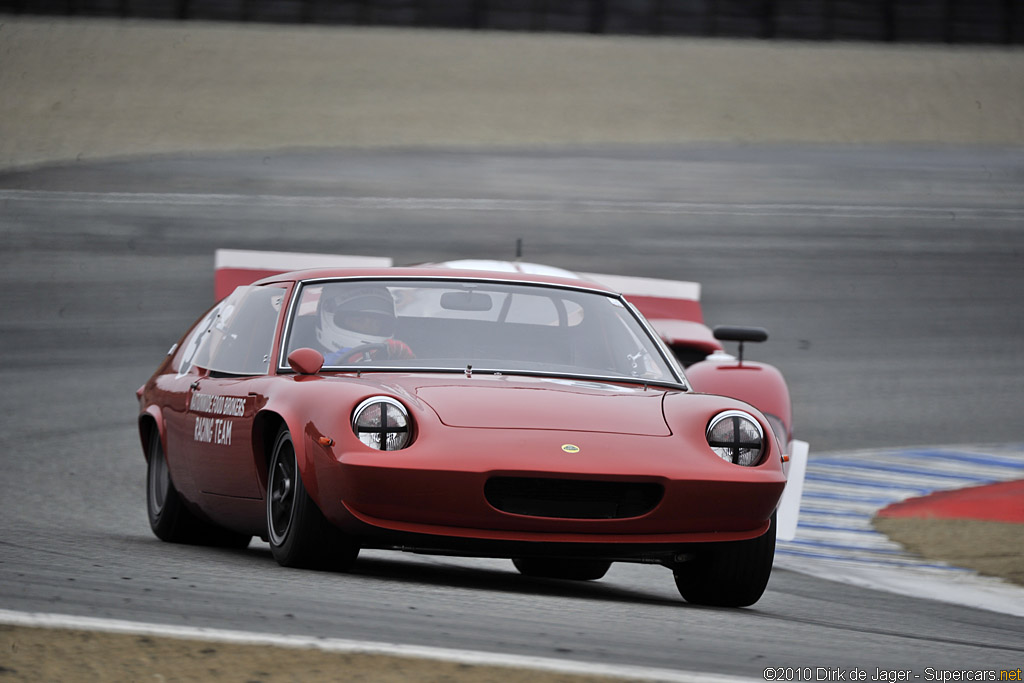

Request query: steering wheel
[{"left": 342, "top": 342, "right": 390, "bottom": 364}]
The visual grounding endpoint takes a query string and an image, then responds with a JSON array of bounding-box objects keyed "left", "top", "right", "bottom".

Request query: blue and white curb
[{"left": 774, "top": 444, "right": 1024, "bottom": 617}]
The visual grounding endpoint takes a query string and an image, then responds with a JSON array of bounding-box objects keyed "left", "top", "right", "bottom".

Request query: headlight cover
[
  {"left": 352, "top": 397, "right": 411, "bottom": 451},
  {"left": 706, "top": 410, "right": 765, "bottom": 466},
  {"left": 765, "top": 413, "right": 789, "bottom": 456}
]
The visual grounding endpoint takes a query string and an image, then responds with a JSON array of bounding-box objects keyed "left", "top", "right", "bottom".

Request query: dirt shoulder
[
  {"left": 0, "top": 624, "right": 649, "bottom": 683},
  {"left": 2, "top": 16, "right": 1024, "bottom": 170}
]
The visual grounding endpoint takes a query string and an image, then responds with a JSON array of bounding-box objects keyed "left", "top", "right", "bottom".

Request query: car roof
[
  {"left": 253, "top": 266, "right": 619, "bottom": 295},
  {"left": 422, "top": 259, "right": 583, "bottom": 280}
]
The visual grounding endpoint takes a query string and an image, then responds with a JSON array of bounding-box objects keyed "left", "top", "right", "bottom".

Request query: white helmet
[{"left": 316, "top": 285, "right": 396, "bottom": 352}]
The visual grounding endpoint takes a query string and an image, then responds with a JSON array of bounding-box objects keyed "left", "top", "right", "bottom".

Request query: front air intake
[{"left": 485, "top": 477, "right": 663, "bottom": 519}]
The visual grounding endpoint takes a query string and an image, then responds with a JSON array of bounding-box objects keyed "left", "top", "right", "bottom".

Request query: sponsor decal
[
  {"left": 190, "top": 392, "right": 246, "bottom": 446},
  {"left": 194, "top": 416, "right": 233, "bottom": 446},
  {"left": 189, "top": 392, "right": 246, "bottom": 417}
]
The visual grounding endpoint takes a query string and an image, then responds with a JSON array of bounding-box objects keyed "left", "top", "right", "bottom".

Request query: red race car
[{"left": 138, "top": 264, "right": 797, "bottom": 606}]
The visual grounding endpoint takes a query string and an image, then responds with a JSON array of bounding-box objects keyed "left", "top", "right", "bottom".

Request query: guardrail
[{"left": 1, "top": 0, "right": 1020, "bottom": 44}]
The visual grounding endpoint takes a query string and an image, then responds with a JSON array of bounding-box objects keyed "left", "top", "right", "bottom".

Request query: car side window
[{"left": 181, "top": 285, "right": 286, "bottom": 376}]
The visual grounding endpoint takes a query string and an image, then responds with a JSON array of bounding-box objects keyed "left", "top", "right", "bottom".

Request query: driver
[{"left": 316, "top": 285, "right": 415, "bottom": 364}]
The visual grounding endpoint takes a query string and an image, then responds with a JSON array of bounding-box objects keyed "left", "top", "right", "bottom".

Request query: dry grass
[{"left": 2, "top": 16, "right": 1024, "bottom": 169}]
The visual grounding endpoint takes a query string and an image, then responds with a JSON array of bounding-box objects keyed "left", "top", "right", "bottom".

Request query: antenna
[{"left": 515, "top": 238, "right": 523, "bottom": 261}]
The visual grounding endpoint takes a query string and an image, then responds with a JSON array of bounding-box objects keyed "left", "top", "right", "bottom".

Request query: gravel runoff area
[
  {"left": 1, "top": 14, "right": 1022, "bottom": 682},
  {"left": 874, "top": 517, "right": 1024, "bottom": 588},
  {"left": 2, "top": 15, "right": 1024, "bottom": 170},
  {"left": 0, "top": 624, "right": 656, "bottom": 683}
]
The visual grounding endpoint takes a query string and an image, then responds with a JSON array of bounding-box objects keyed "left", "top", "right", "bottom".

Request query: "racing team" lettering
[
  {"left": 190, "top": 392, "right": 245, "bottom": 446},
  {"left": 194, "top": 416, "right": 233, "bottom": 445}
]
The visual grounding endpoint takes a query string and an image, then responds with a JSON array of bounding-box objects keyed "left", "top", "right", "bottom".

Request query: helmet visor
[{"left": 333, "top": 310, "right": 395, "bottom": 338}]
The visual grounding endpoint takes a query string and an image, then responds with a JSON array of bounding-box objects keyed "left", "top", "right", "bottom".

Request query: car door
[
  {"left": 161, "top": 298, "right": 232, "bottom": 502},
  {"left": 180, "top": 284, "right": 287, "bottom": 499}
]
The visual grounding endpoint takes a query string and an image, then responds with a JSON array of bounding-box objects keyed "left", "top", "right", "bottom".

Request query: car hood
[{"left": 410, "top": 376, "right": 672, "bottom": 436}]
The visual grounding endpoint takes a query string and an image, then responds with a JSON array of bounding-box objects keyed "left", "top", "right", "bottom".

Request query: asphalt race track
[{"left": 1, "top": 145, "right": 1023, "bottom": 676}]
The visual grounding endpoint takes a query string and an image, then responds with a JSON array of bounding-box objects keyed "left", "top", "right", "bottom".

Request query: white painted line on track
[
  {"left": 775, "top": 443, "right": 1024, "bottom": 618},
  {"left": 2, "top": 189, "right": 1023, "bottom": 220},
  {"left": 0, "top": 608, "right": 757, "bottom": 683}
]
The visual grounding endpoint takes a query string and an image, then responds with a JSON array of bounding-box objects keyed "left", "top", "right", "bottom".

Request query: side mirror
[
  {"left": 713, "top": 326, "right": 768, "bottom": 365},
  {"left": 288, "top": 347, "right": 325, "bottom": 375}
]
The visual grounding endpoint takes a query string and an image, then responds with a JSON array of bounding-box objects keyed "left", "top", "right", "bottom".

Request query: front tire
[
  {"left": 267, "top": 428, "right": 359, "bottom": 570},
  {"left": 146, "top": 429, "right": 250, "bottom": 548},
  {"left": 673, "top": 514, "right": 776, "bottom": 607},
  {"left": 512, "top": 557, "right": 611, "bottom": 581}
]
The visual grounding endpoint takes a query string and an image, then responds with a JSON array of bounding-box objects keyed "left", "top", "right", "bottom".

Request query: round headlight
[
  {"left": 352, "top": 397, "right": 411, "bottom": 451},
  {"left": 706, "top": 410, "right": 764, "bottom": 466}
]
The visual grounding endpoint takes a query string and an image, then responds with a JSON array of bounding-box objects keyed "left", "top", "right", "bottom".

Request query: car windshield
[{"left": 282, "top": 279, "right": 681, "bottom": 385}]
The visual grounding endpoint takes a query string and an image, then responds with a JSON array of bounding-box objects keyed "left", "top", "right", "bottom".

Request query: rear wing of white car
[{"left": 214, "top": 249, "right": 393, "bottom": 300}]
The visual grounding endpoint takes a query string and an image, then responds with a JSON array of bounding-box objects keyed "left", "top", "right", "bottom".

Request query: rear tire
[
  {"left": 512, "top": 557, "right": 611, "bottom": 581},
  {"left": 267, "top": 428, "right": 359, "bottom": 570},
  {"left": 146, "top": 429, "right": 250, "bottom": 548},
  {"left": 673, "top": 514, "right": 775, "bottom": 607}
]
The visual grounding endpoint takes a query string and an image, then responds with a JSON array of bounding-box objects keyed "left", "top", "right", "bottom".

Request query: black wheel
[
  {"left": 267, "top": 428, "right": 359, "bottom": 570},
  {"left": 673, "top": 514, "right": 776, "bottom": 607},
  {"left": 512, "top": 557, "right": 611, "bottom": 581},
  {"left": 146, "top": 429, "right": 250, "bottom": 548}
]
